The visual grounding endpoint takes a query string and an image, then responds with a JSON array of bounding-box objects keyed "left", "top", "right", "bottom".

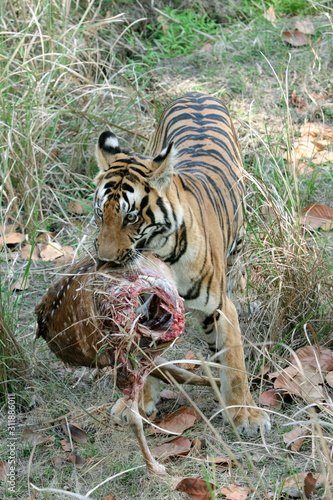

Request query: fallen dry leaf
[
  {"left": 295, "top": 161, "right": 313, "bottom": 175},
  {"left": 55, "top": 248, "right": 75, "bottom": 267},
  {"left": 37, "top": 232, "right": 53, "bottom": 242},
  {"left": 40, "top": 242, "right": 64, "bottom": 261},
  {"left": 301, "top": 204, "right": 333, "bottom": 231},
  {"left": 221, "top": 484, "right": 251, "bottom": 500},
  {"left": 22, "top": 429, "right": 55, "bottom": 446},
  {"left": 295, "top": 19, "right": 315, "bottom": 35},
  {"left": 259, "top": 388, "right": 286, "bottom": 407},
  {"left": 60, "top": 439, "right": 72, "bottom": 452},
  {"left": 151, "top": 436, "right": 191, "bottom": 460},
  {"left": 181, "top": 350, "right": 197, "bottom": 371},
  {"left": 292, "top": 139, "right": 318, "bottom": 160},
  {"left": 311, "top": 150, "right": 333, "bottom": 165},
  {"left": 312, "top": 139, "right": 329, "bottom": 151},
  {"left": 20, "top": 244, "right": 40, "bottom": 260},
  {"left": 300, "top": 122, "right": 333, "bottom": 140},
  {"left": 304, "top": 473, "right": 317, "bottom": 498},
  {"left": 274, "top": 364, "right": 325, "bottom": 402},
  {"left": 149, "top": 407, "right": 201, "bottom": 435},
  {"left": 61, "top": 245, "right": 75, "bottom": 255},
  {"left": 67, "top": 453, "right": 85, "bottom": 468},
  {"left": 61, "top": 421, "right": 89, "bottom": 444},
  {"left": 292, "top": 345, "right": 333, "bottom": 371},
  {"left": 268, "top": 370, "right": 279, "bottom": 380},
  {"left": 52, "top": 454, "right": 67, "bottom": 467},
  {"left": 11, "top": 277, "right": 29, "bottom": 292},
  {"left": 206, "top": 457, "right": 235, "bottom": 471},
  {"left": 0, "top": 232, "right": 26, "bottom": 247},
  {"left": 148, "top": 410, "right": 158, "bottom": 422},
  {"left": 282, "top": 31, "right": 309, "bottom": 46},
  {"left": 283, "top": 424, "right": 311, "bottom": 452},
  {"left": 103, "top": 496, "right": 116, "bottom": 500},
  {"left": 157, "top": 14, "right": 169, "bottom": 33},
  {"left": 0, "top": 461, "right": 9, "bottom": 481},
  {"left": 325, "top": 371, "right": 333, "bottom": 387},
  {"left": 283, "top": 472, "right": 317, "bottom": 498},
  {"left": 263, "top": 6, "right": 276, "bottom": 23},
  {"left": 176, "top": 477, "right": 215, "bottom": 500}
]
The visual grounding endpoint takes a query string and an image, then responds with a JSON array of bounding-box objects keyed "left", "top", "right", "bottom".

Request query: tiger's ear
[
  {"left": 95, "top": 131, "right": 121, "bottom": 171},
  {"left": 149, "top": 143, "right": 177, "bottom": 191}
]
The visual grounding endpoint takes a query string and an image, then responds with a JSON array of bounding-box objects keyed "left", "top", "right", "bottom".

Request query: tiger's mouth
[{"left": 96, "top": 251, "right": 140, "bottom": 270}]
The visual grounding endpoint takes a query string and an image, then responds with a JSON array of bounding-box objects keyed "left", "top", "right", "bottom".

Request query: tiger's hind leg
[{"left": 202, "top": 298, "right": 270, "bottom": 436}]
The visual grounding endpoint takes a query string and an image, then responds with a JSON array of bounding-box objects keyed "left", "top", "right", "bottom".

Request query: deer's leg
[{"left": 127, "top": 397, "right": 166, "bottom": 474}]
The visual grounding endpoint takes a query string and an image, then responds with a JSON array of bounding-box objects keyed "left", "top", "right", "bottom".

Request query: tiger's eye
[
  {"left": 124, "top": 213, "right": 138, "bottom": 224},
  {"left": 95, "top": 207, "right": 103, "bottom": 219}
]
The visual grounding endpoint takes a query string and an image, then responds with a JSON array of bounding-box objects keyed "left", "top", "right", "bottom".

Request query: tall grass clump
[
  {"left": 244, "top": 140, "right": 333, "bottom": 349},
  {"left": 0, "top": 298, "right": 29, "bottom": 402},
  {"left": 0, "top": 0, "right": 151, "bottom": 233},
  {"left": 0, "top": 0, "right": 153, "bottom": 405}
]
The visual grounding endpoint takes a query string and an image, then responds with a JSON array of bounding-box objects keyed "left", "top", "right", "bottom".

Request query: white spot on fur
[{"left": 104, "top": 135, "right": 119, "bottom": 149}]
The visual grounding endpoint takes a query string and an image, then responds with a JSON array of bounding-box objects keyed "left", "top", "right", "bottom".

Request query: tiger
[{"left": 94, "top": 92, "right": 270, "bottom": 436}]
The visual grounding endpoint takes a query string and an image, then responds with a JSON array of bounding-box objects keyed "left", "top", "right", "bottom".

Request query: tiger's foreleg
[{"left": 204, "top": 297, "right": 271, "bottom": 436}]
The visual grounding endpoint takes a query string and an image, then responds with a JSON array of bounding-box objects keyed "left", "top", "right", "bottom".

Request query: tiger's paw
[
  {"left": 110, "top": 398, "right": 131, "bottom": 424},
  {"left": 222, "top": 406, "right": 271, "bottom": 437},
  {"left": 110, "top": 391, "right": 158, "bottom": 425},
  {"left": 141, "top": 375, "right": 161, "bottom": 415}
]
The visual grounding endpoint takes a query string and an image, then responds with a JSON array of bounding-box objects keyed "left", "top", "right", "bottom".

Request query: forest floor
[{"left": 1, "top": 1, "right": 333, "bottom": 499}]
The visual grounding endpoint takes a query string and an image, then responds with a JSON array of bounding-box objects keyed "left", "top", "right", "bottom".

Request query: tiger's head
[{"left": 94, "top": 131, "right": 181, "bottom": 265}]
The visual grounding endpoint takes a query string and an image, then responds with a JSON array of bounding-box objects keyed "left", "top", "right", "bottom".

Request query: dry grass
[{"left": 1, "top": 0, "right": 333, "bottom": 498}]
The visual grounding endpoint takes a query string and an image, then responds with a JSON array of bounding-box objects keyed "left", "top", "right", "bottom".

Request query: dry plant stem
[
  {"left": 127, "top": 397, "right": 166, "bottom": 475},
  {"left": 313, "top": 416, "right": 333, "bottom": 499},
  {"left": 153, "top": 356, "right": 221, "bottom": 387},
  {"left": 29, "top": 404, "right": 111, "bottom": 430},
  {"left": 162, "top": 370, "right": 268, "bottom": 489},
  {"left": 197, "top": 353, "right": 269, "bottom": 490},
  {"left": 0, "top": 301, "right": 29, "bottom": 397}
]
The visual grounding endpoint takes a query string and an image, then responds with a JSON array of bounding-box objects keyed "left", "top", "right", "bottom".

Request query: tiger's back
[
  {"left": 152, "top": 93, "right": 244, "bottom": 216},
  {"left": 150, "top": 92, "right": 245, "bottom": 305}
]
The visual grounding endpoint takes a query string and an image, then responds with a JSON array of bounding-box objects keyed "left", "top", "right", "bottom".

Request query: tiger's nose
[{"left": 94, "top": 239, "right": 114, "bottom": 262}]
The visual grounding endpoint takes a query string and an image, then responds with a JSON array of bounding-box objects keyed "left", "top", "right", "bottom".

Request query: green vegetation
[
  {"left": 124, "top": 7, "right": 219, "bottom": 77},
  {"left": 142, "top": 8, "right": 218, "bottom": 57},
  {"left": 235, "top": 0, "right": 316, "bottom": 19}
]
